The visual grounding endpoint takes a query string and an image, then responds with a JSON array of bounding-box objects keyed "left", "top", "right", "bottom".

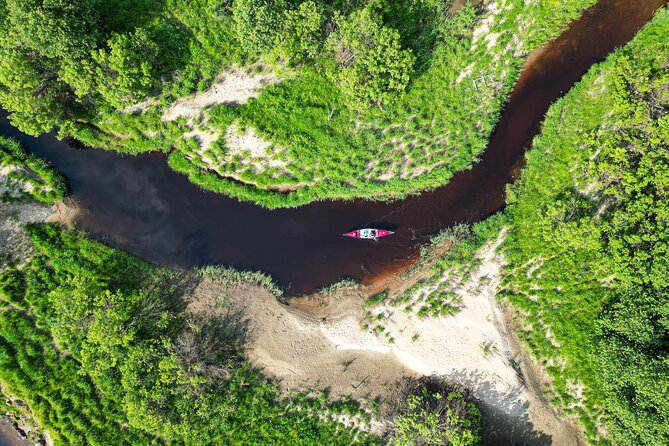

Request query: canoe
[{"left": 343, "top": 228, "right": 394, "bottom": 239}]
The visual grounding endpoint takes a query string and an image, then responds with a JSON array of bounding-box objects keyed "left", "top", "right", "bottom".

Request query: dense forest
[
  {"left": 0, "top": 0, "right": 595, "bottom": 207},
  {"left": 501, "top": 9, "right": 669, "bottom": 445}
]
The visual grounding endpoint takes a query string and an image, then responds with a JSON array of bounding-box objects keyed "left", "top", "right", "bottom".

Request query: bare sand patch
[
  {"left": 1, "top": 165, "right": 38, "bottom": 198},
  {"left": 456, "top": 62, "right": 476, "bottom": 84},
  {"left": 185, "top": 277, "right": 412, "bottom": 403},
  {"left": 0, "top": 200, "right": 52, "bottom": 269},
  {"left": 46, "top": 199, "right": 78, "bottom": 228},
  {"left": 160, "top": 66, "right": 298, "bottom": 188},
  {"left": 182, "top": 127, "right": 220, "bottom": 154},
  {"left": 123, "top": 98, "right": 158, "bottom": 115},
  {"left": 224, "top": 122, "right": 289, "bottom": 172},
  {"left": 473, "top": 1, "right": 504, "bottom": 43},
  {"left": 162, "top": 68, "right": 278, "bottom": 122},
  {"left": 185, "top": 235, "right": 582, "bottom": 445}
]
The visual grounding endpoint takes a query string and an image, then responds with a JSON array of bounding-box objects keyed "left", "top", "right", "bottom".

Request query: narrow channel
[{"left": 1, "top": 0, "right": 665, "bottom": 295}]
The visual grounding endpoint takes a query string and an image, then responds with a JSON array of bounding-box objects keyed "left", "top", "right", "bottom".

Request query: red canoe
[{"left": 343, "top": 228, "right": 394, "bottom": 239}]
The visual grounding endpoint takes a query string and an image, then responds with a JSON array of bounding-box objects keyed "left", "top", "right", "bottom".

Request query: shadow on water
[{"left": 1, "top": 0, "right": 666, "bottom": 295}]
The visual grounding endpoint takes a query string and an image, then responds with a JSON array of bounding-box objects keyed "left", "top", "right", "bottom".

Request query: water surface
[{"left": 1, "top": 0, "right": 665, "bottom": 294}]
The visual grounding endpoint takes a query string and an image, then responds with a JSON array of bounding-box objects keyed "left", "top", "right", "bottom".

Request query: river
[{"left": 0, "top": 0, "right": 666, "bottom": 296}]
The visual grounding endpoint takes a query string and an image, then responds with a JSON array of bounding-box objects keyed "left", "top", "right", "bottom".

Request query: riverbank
[
  {"left": 204, "top": 231, "right": 582, "bottom": 445},
  {"left": 500, "top": 7, "right": 669, "bottom": 443},
  {"left": 0, "top": 419, "right": 33, "bottom": 446},
  {"left": 0, "top": 188, "right": 576, "bottom": 445}
]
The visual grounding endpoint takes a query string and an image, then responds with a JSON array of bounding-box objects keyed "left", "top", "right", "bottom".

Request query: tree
[
  {"left": 327, "top": 5, "right": 415, "bottom": 110},
  {"left": 0, "top": 0, "right": 100, "bottom": 134},
  {"left": 273, "top": 1, "right": 325, "bottom": 65},
  {"left": 93, "top": 28, "right": 158, "bottom": 109},
  {"left": 597, "top": 288, "right": 669, "bottom": 446},
  {"left": 232, "top": 0, "right": 287, "bottom": 56},
  {"left": 4, "top": 0, "right": 99, "bottom": 59},
  {"left": 0, "top": 46, "right": 64, "bottom": 134},
  {"left": 387, "top": 377, "right": 481, "bottom": 446}
]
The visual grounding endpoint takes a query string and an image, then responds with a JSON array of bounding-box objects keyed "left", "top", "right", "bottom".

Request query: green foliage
[
  {"left": 0, "top": 45, "right": 65, "bottom": 134},
  {"left": 232, "top": 0, "right": 287, "bottom": 56},
  {"left": 94, "top": 28, "right": 159, "bottom": 109},
  {"left": 273, "top": 0, "right": 325, "bottom": 65},
  {"left": 326, "top": 4, "right": 415, "bottom": 110},
  {"left": 197, "top": 264, "right": 284, "bottom": 296},
  {"left": 0, "top": 0, "right": 596, "bottom": 204},
  {"left": 0, "top": 224, "right": 376, "bottom": 444},
  {"left": 364, "top": 290, "right": 388, "bottom": 308},
  {"left": 0, "top": 136, "right": 67, "bottom": 203},
  {"left": 5, "top": 0, "right": 99, "bottom": 59},
  {"left": 387, "top": 377, "right": 481, "bottom": 446},
  {"left": 501, "top": 10, "right": 669, "bottom": 444},
  {"left": 0, "top": 268, "right": 25, "bottom": 307},
  {"left": 0, "top": 309, "right": 153, "bottom": 445}
]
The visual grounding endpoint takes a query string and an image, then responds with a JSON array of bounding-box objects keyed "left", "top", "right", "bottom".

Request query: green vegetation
[
  {"left": 0, "top": 136, "right": 67, "bottom": 204},
  {"left": 500, "top": 10, "right": 669, "bottom": 444},
  {"left": 326, "top": 4, "right": 415, "bottom": 110},
  {"left": 386, "top": 377, "right": 481, "bottom": 446},
  {"left": 197, "top": 264, "right": 284, "bottom": 296},
  {"left": 361, "top": 217, "right": 502, "bottom": 339},
  {"left": 392, "top": 216, "right": 503, "bottom": 318},
  {"left": 0, "top": 0, "right": 596, "bottom": 207},
  {"left": 364, "top": 290, "right": 389, "bottom": 308},
  {"left": 0, "top": 224, "right": 376, "bottom": 444}
]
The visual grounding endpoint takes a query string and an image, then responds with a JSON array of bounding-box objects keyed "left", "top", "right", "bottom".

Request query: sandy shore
[
  {"left": 186, "top": 235, "right": 582, "bottom": 445},
  {"left": 4, "top": 197, "right": 580, "bottom": 444}
]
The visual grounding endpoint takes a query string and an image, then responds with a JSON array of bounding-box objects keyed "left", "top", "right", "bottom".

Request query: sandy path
[{"left": 0, "top": 200, "right": 52, "bottom": 268}]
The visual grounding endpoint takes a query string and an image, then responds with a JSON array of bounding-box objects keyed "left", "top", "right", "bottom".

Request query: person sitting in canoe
[{"left": 343, "top": 228, "right": 394, "bottom": 240}]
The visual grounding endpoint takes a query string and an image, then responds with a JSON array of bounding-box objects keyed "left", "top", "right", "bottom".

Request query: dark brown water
[{"left": 1, "top": 0, "right": 665, "bottom": 295}]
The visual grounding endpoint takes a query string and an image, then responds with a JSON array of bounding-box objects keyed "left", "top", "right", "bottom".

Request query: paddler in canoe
[{"left": 343, "top": 228, "right": 394, "bottom": 240}]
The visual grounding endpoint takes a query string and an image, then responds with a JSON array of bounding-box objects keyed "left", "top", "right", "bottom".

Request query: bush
[
  {"left": 327, "top": 5, "right": 415, "bottom": 110},
  {"left": 386, "top": 376, "right": 481, "bottom": 446},
  {"left": 232, "top": 0, "right": 287, "bottom": 56}
]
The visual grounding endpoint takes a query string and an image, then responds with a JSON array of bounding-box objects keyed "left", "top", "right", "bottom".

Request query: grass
[
  {"left": 390, "top": 215, "right": 504, "bottom": 319},
  {"left": 197, "top": 264, "right": 284, "bottom": 296},
  {"left": 363, "top": 290, "right": 389, "bottom": 308},
  {"left": 361, "top": 215, "right": 504, "bottom": 335}
]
